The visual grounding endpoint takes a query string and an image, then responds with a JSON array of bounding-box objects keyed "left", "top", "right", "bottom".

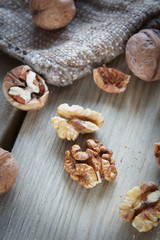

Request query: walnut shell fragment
[
  {"left": 154, "top": 142, "right": 160, "bottom": 168},
  {"left": 3, "top": 65, "right": 49, "bottom": 111},
  {"left": 119, "top": 182, "right": 160, "bottom": 232},
  {"left": 51, "top": 104, "right": 104, "bottom": 141},
  {"left": 64, "top": 139, "right": 118, "bottom": 188},
  {"left": 0, "top": 148, "right": 19, "bottom": 194},
  {"left": 93, "top": 65, "right": 130, "bottom": 93}
]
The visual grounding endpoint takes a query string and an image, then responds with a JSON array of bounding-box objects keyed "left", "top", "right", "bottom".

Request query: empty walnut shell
[
  {"left": 93, "top": 65, "right": 130, "bottom": 93},
  {"left": 30, "top": 0, "right": 76, "bottom": 30},
  {"left": 3, "top": 65, "right": 49, "bottom": 111},
  {"left": 126, "top": 29, "right": 160, "bottom": 81},
  {"left": 0, "top": 148, "right": 18, "bottom": 194}
]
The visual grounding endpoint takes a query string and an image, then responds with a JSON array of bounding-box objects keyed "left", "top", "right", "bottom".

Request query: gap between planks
[{"left": 0, "top": 54, "right": 26, "bottom": 151}]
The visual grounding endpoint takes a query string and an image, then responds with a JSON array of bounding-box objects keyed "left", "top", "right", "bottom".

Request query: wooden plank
[
  {"left": 0, "top": 54, "right": 160, "bottom": 240},
  {"left": 0, "top": 54, "right": 26, "bottom": 150}
]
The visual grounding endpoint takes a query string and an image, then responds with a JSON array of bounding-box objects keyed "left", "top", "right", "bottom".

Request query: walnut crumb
[
  {"left": 64, "top": 139, "right": 118, "bottom": 188},
  {"left": 119, "top": 182, "right": 160, "bottom": 232}
]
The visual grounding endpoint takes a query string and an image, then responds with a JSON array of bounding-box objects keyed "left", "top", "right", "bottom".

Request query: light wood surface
[{"left": 0, "top": 54, "right": 160, "bottom": 240}]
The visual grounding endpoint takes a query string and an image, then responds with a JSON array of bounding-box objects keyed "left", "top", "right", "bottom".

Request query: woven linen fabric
[{"left": 0, "top": 0, "right": 160, "bottom": 86}]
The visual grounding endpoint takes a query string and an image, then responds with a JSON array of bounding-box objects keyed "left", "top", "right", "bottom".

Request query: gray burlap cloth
[{"left": 0, "top": 0, "right": 160, "bottom": 86}]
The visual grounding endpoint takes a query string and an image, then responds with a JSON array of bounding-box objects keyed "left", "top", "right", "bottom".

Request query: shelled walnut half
[
  {"left": 119, "top": 182, "right": 160, "bottom": 232},
  {"left": 93, "top": 65, "right": 130, "bottom": 93},
  {"left": 154, "top": 142, "right": 160, "bottom": 168},
  {"left": 3, "top": 65, "right": 49, "bottom": 111},
  {"left": 64, "top": 139, "right": 118, "bottom": 188},
  {"left": 51, "top": 104, "right": 104, "bottom": 140}
]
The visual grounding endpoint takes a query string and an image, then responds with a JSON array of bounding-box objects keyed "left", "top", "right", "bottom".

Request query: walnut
[
  {"left": 51, "top": 104, "right": 104, "bottom": 140},
  {"left": 154, "top": 142, "right": 160, "bottom": 168},
  {"left": 119, "top": 182, "right": 160, "bottom": 232},
  {"left": 126, "top": 29, "right": 160, "bottom": 81},
  {"left": 0, "top": 148, "right": 19, "bottom": 194},
  {"left": 93, "top": 65, "right": 130, "bottom": 93},
  {"left": 64, "top": 139, "right": 118, "bottom": 188},
  {"left": 30, "top": 0, "right": 76, "bottom": 30},
  {"left": 3, "top": 65, "right": 49, "bottom": 111}
]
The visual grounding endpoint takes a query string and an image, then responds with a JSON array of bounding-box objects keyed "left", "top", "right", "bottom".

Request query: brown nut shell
[
  {"left": 30, "top": 0, "right": 76, "bottom": 30},
  {"left": 126, "top": 29, "right": 160, "bottom": 81},
  {"left": 3, "top": 65, "right": 49, "bottom": 111},
  {"left": 93, "top": 65, "right": 130, "bottom": 93},
  {"left": 154, "top": 142, "right": 160, "bottom": 168},
  {"left": 0, "top": 148, "right": 19, "bottom": 194}
]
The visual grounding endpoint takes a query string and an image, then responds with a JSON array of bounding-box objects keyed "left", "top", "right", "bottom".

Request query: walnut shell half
[
  {"left": 93, "top": 65, "right": 130, "bottom": 93},
  {"left": 3, "top": 65, "right": 49, "bottom": 111},
  {"left": 0, "top": 148, "right": 18, "bottom": 194}
]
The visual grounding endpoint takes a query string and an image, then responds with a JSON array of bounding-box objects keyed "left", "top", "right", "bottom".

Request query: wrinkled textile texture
[{"left": 0, "top": 0, "right": 160, "bottom": 86}]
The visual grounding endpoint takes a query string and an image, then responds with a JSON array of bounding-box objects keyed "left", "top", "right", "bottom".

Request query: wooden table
[{"left": 0, "top": 53, "right": 160, "bottom": 240}]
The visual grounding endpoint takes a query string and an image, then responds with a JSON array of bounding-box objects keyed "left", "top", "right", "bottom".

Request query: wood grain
[
  {"left": 0, "top": 54, "right": 160, "bottom": 240},
  {"left": 0, "top": 54, "right": 26, "bottom": 150}
]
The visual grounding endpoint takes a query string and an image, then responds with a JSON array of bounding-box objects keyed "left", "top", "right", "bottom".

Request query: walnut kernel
[
  {"left": 154, "top": 142, "right": 160, "bottom": 168},
  {"left": 93, "top": 65, "right": 130, "bottom": 93},
  {"left": 64, "top": 139, "right": 118, "bottom": 188},
  {"left": 119, "top": 182, "right": 160, "bottom": 232},
  {"left": 58, "top": 104, "right": 104, "bottom": 128},
  {"left": 51, "top": 104, "right": 104, "bottom": 140}
]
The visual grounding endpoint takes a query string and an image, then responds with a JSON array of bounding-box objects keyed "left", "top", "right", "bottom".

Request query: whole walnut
[
  {"left": 0, "top": 148, "right": 18, "bottom": 194},
  {"left": 30, "top": 0, "right": 76, "bottom": 30},
  {"left": 126, "top": 29, "right": 160, "bottom": 81}
]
